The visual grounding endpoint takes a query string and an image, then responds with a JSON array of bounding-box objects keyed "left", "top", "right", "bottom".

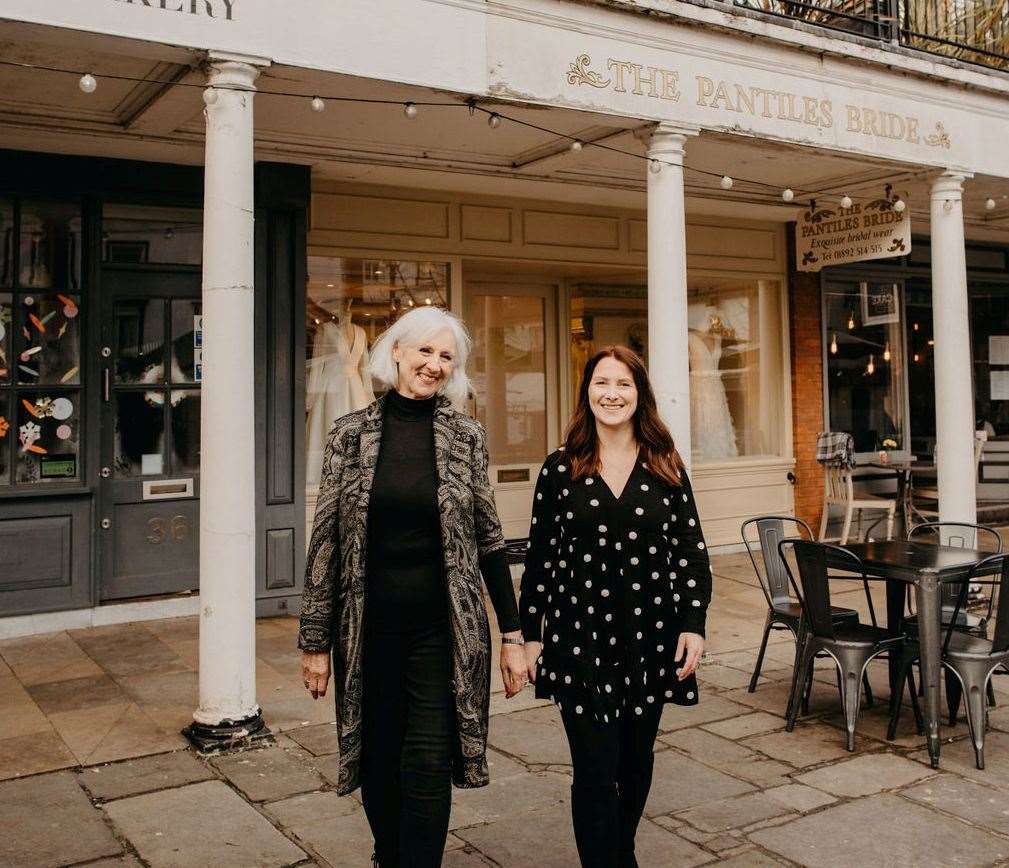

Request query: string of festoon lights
[{"left": 2, "top": 57, "right": 1003, "bottom": 215}]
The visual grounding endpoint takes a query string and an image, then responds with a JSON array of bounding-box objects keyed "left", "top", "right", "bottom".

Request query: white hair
[{"left": 369, "top": 307, "right": 473, "bottom": 407}]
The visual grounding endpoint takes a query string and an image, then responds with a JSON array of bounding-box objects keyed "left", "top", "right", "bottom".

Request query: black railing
[{"left": 730, "top": 0, "right": 1009, "bottom": 71}]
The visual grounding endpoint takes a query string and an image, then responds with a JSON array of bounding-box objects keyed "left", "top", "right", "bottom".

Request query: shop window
[
  {"left": 970, "top": 283, "right": 1009, "bottom": 440},
  {"left": 824, "top": 280, "right": 907, "bottom": 456},
  {"left": 102, "top": 204, "right": 203, "bottom": 266},
  {"left": 305, "top": 257, "right": 450, "bottom": 492},
  {"left": 0, "top": 198, "right": 84, "bottom": 487},
  {"left": 569, "top": 277, "right": 785, "bottom": 462},
  {"left": 905, "top": 280, "right": 935, "bottom": 456}
]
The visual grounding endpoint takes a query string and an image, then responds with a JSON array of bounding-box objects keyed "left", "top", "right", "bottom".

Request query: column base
[{"left": 182, "top": 710, "right": 272, "bottom": 754}]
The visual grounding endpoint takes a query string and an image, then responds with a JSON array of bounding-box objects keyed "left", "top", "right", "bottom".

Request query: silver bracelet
[{"left": 501, "top": 637, "right": 525, "bottom": 645}]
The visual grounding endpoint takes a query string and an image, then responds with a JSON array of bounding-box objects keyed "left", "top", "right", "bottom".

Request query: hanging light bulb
[
  {"left": 913, "top": 353, "right": 920, "bottom": 363},
  {"left": 78, "top": 73, "right": 98, "bottom": 94},
  {"left": 570, "top": 139, "right": 583, "bottom": 153},
  {"left": 403, "top": 102, "right": 418, "bottom": 119},
  {"left": 310, "top": 96, "right": 325, "bottom": 113},
  {"left": 407, "top": 298, "right": 415, "bottom": 307},
  {"left": 425, "top": 297, "right": 432, "bottom": 305},
  {"left": 720, "top": 176, "right": 733, "bottom": 190},
  {"left": 782, "top": 188, "right": 795, "bottom": 203},
  {"left": 867, "top": 354, "right": 875, "bottom": 375},
  {"left": 830, "top": 333, "right": 838, "bottom": 355},
  {"left": 913, "top": 322, "right": 919, "bottom": 331},
  {"left": 487, "top": 112, "right": 501, "bottom": 129},
  {"left": 649, "top": 160, "right": 661, "bottom": 174},
  {"left": 847, "top": 311, "right": 855, "bottom": 330},
  {"left": 883, "top": 341, "right": 891, "bottom": 362},
  {"left": 894, "top": 198, "right": 906, "bottom": 213},
  {"left": 840, "top": 194, "right": 853, "bottom": 209},
  {"left": 986, "top": 198, "right": 997, "bottom": 211}
]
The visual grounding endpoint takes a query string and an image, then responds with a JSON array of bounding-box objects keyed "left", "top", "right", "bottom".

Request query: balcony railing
[{"left": 730, "top": 0, "right": 1009, "bottom": 71}]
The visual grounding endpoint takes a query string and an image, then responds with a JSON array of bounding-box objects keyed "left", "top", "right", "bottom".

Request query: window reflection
[
  {"left": 102, "top": 204, "right": 203, "bottom": 266},
  {"left": 19, "top": 201, "right": 82, "bottom": 290}
]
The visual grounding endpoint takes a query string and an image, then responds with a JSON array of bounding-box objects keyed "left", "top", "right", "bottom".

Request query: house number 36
[{"left": 147, "top": 515, "right": 190, "bottom": 545}]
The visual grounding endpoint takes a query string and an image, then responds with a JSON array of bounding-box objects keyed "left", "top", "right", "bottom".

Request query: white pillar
[
  {"left": 646, "top": 123, "right": 698, "bottom": 472},
  {"left": 189, "top": 55, "right": 265, "bottom": 743},
  {"left": 930, "top": 171, "right": 977, "bottom": 527}
]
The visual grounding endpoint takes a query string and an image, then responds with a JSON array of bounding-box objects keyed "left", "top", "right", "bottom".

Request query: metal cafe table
[{"left": 825, "top": 540, "right": 989, "bottom": 768}]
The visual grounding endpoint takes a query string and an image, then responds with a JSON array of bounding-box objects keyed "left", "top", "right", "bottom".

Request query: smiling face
[
  {"left": 587, "top": 355, "right": 638, "bottom": 431},
  {"left": 393, "top": 327, "right": 457, "bottom": 399}
]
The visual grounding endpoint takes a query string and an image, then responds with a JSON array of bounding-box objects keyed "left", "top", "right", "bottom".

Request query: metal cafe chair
[
  {"left": 742, "top": 517, "right": 865, "bottom": 696},
  {"left": 942, "top": 554, "right": 1009, "bottom": 769},
  {"left": 779, "top": 539, "right": 909, "bottom": 751}
]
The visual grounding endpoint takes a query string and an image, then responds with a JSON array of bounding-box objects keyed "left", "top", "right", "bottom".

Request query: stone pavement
[{"left": 5, "top": 551, "right": 1009, "bottom": 866}]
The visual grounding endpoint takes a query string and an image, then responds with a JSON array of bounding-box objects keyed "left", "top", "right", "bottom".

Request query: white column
[
  {"left": 930, "top": 171, "right": 977, "bottom": 527},
  {"left": 646, "top": 123, "right": 698, "bottom": 472},
  {"left": 191, "top": 56, "right": 263, "bottom": 737}
]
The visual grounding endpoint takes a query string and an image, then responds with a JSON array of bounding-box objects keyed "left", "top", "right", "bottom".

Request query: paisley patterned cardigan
[{"left": 298, "top": 393, "right": 507, "bottom": 795}]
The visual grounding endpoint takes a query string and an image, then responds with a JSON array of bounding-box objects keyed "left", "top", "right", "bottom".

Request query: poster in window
[
  {"left": 989, "top": 336, "right": 1009, "bottom": 366},
  {"left": 860, "top": 282, "right": 900, "bottom": 326}
]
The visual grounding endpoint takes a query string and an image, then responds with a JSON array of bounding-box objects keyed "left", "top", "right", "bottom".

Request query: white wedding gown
[
  {"left": 306, "top": 321, "right": 375, "bottom": 487},
  {"left": 688, "top": 331, "right": 738, "bottom": 462}
]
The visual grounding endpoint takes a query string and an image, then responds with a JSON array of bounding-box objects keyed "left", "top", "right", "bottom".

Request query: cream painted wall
[{"left": 306, "top": 180, "right": 795, "bottom": 547}]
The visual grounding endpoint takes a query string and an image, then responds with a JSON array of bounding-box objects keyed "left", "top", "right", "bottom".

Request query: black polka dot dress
[{"left": 519, "top": 449, "right": 712, "bottom": 724}]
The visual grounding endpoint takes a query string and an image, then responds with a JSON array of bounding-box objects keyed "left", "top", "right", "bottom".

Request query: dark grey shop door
[{"left": 98, "top": 268, "right": 201, "bottom": 600}]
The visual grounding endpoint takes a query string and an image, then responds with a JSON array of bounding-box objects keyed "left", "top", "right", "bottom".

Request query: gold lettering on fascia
[
  {"left": 112, "top": 0, "right": 236, "bottom": 21},
  {"left": 566, "top": 55, "right": 951, "bottom": 149}
]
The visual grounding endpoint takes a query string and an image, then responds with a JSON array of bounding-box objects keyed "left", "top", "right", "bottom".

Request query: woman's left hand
[
  {"left": 675, "top": 632, "right": 704, "bottom": 681},
  {"left": 500, "top": 636, "right": 528, "bottom": 698}
]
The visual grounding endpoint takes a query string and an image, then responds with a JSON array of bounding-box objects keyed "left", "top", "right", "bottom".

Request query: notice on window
[
  {"left": 990, "top": 336, "right": 1009, "bottom": 366},
  {"left": 992, "top": 371, "right": 1009, "bottom": 401},
  {"left": 194, "top": 315, "right": 203, "bottom": 383},
  {"left": 796, "top": 200, "right": 911, "bottom": 272}
]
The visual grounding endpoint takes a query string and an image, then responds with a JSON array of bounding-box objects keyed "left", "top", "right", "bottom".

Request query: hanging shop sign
[{"left": 795, "top": 199, "right": 911, "bottom": 272}]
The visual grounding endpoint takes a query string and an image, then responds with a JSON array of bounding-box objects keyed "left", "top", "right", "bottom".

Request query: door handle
[{"left": 103, "top": 368, "right": 110, "bottom": 402}]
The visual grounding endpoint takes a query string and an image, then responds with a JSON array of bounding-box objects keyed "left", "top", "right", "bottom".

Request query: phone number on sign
[{"left": 824, "top": 243, "right": 885, "bottom": 261}]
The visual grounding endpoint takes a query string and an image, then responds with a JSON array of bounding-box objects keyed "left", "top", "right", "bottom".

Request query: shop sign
[
  {"left": 111, "top": 0, "right": 236, "bottom": 21},
  {"left": 795, "top": 200, "right": 911, "bottom": 272}
]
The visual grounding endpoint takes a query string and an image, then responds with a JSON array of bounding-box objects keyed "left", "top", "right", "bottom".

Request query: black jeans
[
  {"left": 360, "top": 616, "right": 455, "bottom": 868},
  {"left": 561, "top": 703, "right": 664, "bottom": 868}
]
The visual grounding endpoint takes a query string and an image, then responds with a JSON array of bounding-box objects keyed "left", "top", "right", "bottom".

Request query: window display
[
  {"left": 1, "top": 198, "right": 84, "bottom": 487},
  {"left": 305, "top": 257, "right": 450, "bottom": 488},
  {"left": 569, "top": 278, "right": 784, "bottom": 462},
  {"left": 102, "top": 204, "right": 203, "bottom": 266}
]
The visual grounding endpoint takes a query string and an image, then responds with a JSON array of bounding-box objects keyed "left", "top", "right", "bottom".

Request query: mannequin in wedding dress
[
  {"left": 688, "top": 306, "right": 738, "bottom": 462},
  {"left": 306, "top": 299, "right": 375, "bottom": 488}
]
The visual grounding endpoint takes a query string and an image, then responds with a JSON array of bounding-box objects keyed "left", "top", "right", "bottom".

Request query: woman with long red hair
[{"left": 519, "top": 345, "right": 710, "bottom": 868}]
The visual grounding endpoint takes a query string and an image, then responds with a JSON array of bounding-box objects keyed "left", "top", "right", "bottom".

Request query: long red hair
[{"left": 565, "top": 345, "right": 684, "bottom": 487}]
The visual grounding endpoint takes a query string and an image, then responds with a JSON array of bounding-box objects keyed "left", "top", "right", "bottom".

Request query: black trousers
[
  {"left": 360, "top": 615, "right": 455, "bottom": 868},
  {"left": 560, "top": 703, "right": 664, "bottom": 868}
]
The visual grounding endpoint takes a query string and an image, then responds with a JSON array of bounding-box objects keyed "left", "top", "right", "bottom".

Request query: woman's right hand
[
  {"left": 301, "top": 650, "right": 331, "bottom": 700},
  {"left": 523, "top": 641, "right": 542, "bottom": 684}
]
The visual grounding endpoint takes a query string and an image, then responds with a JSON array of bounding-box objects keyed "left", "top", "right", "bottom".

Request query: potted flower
[{"left": 878, "top": 438, "right": 899, "bottom": 464}]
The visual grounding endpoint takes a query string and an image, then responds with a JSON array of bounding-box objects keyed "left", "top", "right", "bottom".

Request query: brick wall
[{"left": 787, "top": 227, "right": 825, "bottom": 532}]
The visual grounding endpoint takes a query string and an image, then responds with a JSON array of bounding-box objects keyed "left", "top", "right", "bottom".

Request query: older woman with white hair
[{"left": 299, "top": 306, "right": 527, "bottom": 868}]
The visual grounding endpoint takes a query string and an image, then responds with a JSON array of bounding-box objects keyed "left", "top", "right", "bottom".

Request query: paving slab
[
  {"left": 0, "top": 729, "right": 78, "bottom": 780},
  {"left": 85, "top": 858, "right": 143, "bottom": 868},
  {"left": 212, "top": 742, "right": 325, "bottom": 802},
  {"left": 451, "top": 751, "right": 568, "bottom": 829},
  {"left": 702, "top": 712, "right": 786, "bottom": 741},
  {"left": 763, "top": 784, "right": 837, "bottom": 813},
  {"left": 104, "top": 779, "right": 305, "bottom": 867},
  {"left": 742, "top": 722, "right": 868, "bottom": 768},
  {"left": 713, "top": 847, "right": 789, "bottom": 866},
  {"left": 903, "top": 774, "right": 1009, "bottom": 834},
  {"left": 722, "top": 682, "right": 838, "bottom": 717},
  {"left": 0, "top": 771, "right": 122, "bottom": 866},
  {"left": 909, "top": 730, "right": 1009, "bottom": 788},
  {"left": 676, "top": 791, "right": 796, "bottom": 833},
  {"left": 750, "top": 792, "right": 1009, "bottom": 867},
  {"left": 698, "top": 664, "right": 767, "bottom": 691},
  {"left": 442, "top": 850, "right": 495, "bottom": 867},
  {"left": 284, "top": 721, "right": 340, "bottom": 756},
  {"left": 660, "top": 727, "right": 792, "bottom": 787},
  {"left": 659, "top": 695, "right": 753, "bottom": 732},
  {"left": 264, "top": 790, "right": 374, "bottom": 866},
  {"left": 77, "top": 750, "right": 214, "bottom": 801},
  {"left": 644, "top": 751, "right": 754, "bottom": 816},
  {"left": 485, "top": 704, "right": 572, "bottom": 766},
  {"left": 794, "top": 752, "right": 934, "bottom": 797}
]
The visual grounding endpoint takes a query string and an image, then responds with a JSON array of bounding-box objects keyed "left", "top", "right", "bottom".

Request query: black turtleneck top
[{"left": 366, "top": 389, "right": 520, "bottom": 634}]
